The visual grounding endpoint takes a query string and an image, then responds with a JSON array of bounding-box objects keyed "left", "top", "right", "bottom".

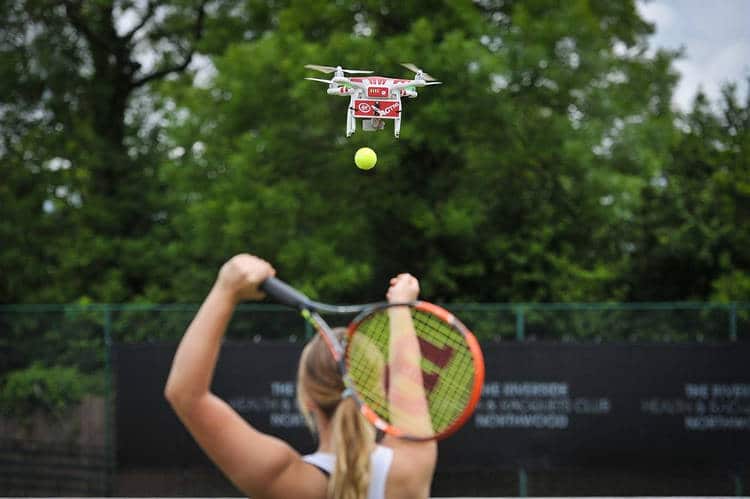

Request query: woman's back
[{"left": 303, "top": 445, "right": 393, "bottom": 499}]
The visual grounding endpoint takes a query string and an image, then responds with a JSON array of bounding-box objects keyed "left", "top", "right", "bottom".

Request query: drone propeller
[
  {"left": 305, "top": 64, "right": 373, "bottom": 74},
  {"left": 305, "top": 77, "right": 335, "bottom": 84},
  {"left": 400, "top": 62, "right": 436, "bottom": 81},
  {"left": 422, "top": 81, "right": 443, "bottom": 86}
]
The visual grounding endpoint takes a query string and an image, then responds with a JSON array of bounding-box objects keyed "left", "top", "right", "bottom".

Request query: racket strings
[
  {"left": 346, "top": 306, "right": 478, "bottom": 437},
  {"left": 347, "top": 311, "right": 390, "bottom": 416},
  {"left": 411, "top": 311, "right": 475, "bottom": 431}
]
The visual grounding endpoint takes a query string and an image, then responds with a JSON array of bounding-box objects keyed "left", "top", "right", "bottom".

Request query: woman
[{"left": 164, "top": 253, "right": 437, "bottom": 498}]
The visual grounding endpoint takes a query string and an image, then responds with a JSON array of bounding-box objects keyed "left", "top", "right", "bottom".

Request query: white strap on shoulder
[
  {"left": 368, "top": 445, "right": 394, "bottom": 499},
  {"left": 302, "top": 451, "right": 335, "bottom": 474}
]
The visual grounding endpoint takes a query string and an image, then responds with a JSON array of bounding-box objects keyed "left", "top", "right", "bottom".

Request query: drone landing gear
[{"left": 346, "top": 108, "right": 355, "bottom": 137}]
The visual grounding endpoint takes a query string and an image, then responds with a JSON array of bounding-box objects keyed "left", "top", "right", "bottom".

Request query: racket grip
[{"left": 260, "top": 276, "right": 312, "bottom": 309}]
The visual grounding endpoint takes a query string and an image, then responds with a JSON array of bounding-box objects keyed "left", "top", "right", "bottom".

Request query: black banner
[{"left": 115, "top": 342, "right": 750, "bottom": 469}]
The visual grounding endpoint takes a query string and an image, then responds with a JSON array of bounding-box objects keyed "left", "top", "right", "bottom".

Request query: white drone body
[{"left": 304, "top": 63, "right": 441, "bottom": 138}]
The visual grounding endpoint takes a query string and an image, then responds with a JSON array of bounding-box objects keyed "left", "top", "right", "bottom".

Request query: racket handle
[{"left": 260, "top": 276, "right": 312, "bottom": 309}]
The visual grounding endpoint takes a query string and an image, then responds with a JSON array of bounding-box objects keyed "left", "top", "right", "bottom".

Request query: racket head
[
  {"left": 303, "top": 309, "right": 346, "bottom": 362},
  {"left": 343, "top": 301, "right": 485, "bottom": 440}
]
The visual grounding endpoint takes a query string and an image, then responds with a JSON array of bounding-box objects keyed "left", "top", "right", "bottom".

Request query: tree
[
  {"left": 0, "top": 0, "right": 222, "bottom": 302},
  {"left": 5, "top": 0, "right": 745, "bottom": 305},
  {"left": 630, "top": 84, "right": 750, "bottom": 301},
  {"left": 156, "top": 0, "right": 680, "bottom": 303}
]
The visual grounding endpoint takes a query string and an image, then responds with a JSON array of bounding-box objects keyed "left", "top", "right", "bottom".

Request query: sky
[{"left": 637, "top": 0, "right": 750, "bottom": 110}]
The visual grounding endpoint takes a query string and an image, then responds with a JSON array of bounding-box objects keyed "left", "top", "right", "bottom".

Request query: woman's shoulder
[
  {"left": 267, "top": 454, "right": 329, "bottom": 499},
  {"left": 382, "top": 438, "right": 437, "bottom": 499},
  {"left": 382, "top": 436, "right": 437, "bottom": 468}
]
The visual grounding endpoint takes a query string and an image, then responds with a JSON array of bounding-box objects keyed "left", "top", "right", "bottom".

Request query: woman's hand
[
  {"left": 217, "top": 254, "right": 276, "bottom": 302},
  {"left": 386, "top": 273, "right": 420, "bottom": 303}
]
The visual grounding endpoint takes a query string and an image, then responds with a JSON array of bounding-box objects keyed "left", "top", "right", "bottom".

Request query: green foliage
[
  {"left": 630, "top": 85, "right": 750, "bottom": 301},
  {"left": 0, "top": 0, "right": 236, "bottom": 303},
  {"left": 1, "top": 0, "right": 748, "bottom": 308},
  {"left": 0, "top": 307, "right": 106, "bottom": 375},
  {"left": 0, "top": 362, "right": 100, "bottom": 417},
  {"left": 151, "top": 0, "right": 680, "bottom": 304},
  {"left": 5, "top": 0, "right": 749, "bottom": 419}
]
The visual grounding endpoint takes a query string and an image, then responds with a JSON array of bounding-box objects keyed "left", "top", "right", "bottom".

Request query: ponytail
[
  {"left": 297, "top": 332, "right": 375, "bottom": 498},
  {"left": 329, "top": 396, "right": 375, "bottom": 499}
]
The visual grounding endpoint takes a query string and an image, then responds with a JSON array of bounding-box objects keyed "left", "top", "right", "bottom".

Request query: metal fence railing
[{"left": 0, "top": 438, "right": 109, "bottom": 496}]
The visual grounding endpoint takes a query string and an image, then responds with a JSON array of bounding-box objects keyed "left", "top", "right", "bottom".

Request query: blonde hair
[{"left": 297, "top": 329, "right": 375, "bottom": 499}]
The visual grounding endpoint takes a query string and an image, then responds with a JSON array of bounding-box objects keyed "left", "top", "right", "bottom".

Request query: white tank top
[{"left": 302, "top": 445, "right": 394, "bottom": 499}]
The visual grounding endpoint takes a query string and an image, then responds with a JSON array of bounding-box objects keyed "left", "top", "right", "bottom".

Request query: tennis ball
[{"left": 355, "top": 147, "right": 377, "bottom": 170}]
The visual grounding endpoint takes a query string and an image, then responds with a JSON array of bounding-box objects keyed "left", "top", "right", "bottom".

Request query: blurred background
[{"left": 1, "top": 0, "right": 748, "bottom": 496}]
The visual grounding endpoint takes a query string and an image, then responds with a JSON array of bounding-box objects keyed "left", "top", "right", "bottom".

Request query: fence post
[
  {"left": 515, "top": 306, "right": 525, "bottom": 341},
  {"left": 729, "top": 303, "right": 737, "bottom": 342},
  {"left": 518, "top": 467, "right": 528, "bottom": 497},
  {"left": 735, "top": 468, "right": 744, "bottom": 496},
  {"left": 103, "top": 305, "right": 114, "bottom": 496}
]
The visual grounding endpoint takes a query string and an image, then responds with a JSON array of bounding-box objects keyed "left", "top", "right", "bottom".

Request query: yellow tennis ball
[{"left": 355, "top": 147, "right": 377, "bottom": 170}]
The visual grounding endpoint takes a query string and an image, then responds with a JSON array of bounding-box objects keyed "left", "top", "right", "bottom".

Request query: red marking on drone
[
  {"left": 368, "top": 86, "right": 389, "bottom": 98},
  {"left": 381, "top": 103, "right": 399, "bottom": 115},
  {"left": 353, "top": 99, "right": 400, "bottom": 118}
]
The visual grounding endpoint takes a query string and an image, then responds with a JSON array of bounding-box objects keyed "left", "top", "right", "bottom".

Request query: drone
[{"left": 305, "top": 63, "right": 442, "bottom": 138}]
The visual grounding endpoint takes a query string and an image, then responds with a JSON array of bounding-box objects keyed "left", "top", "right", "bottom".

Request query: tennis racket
[{"left": 260, "top": 276, "right": 485, "bottom": 441}]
